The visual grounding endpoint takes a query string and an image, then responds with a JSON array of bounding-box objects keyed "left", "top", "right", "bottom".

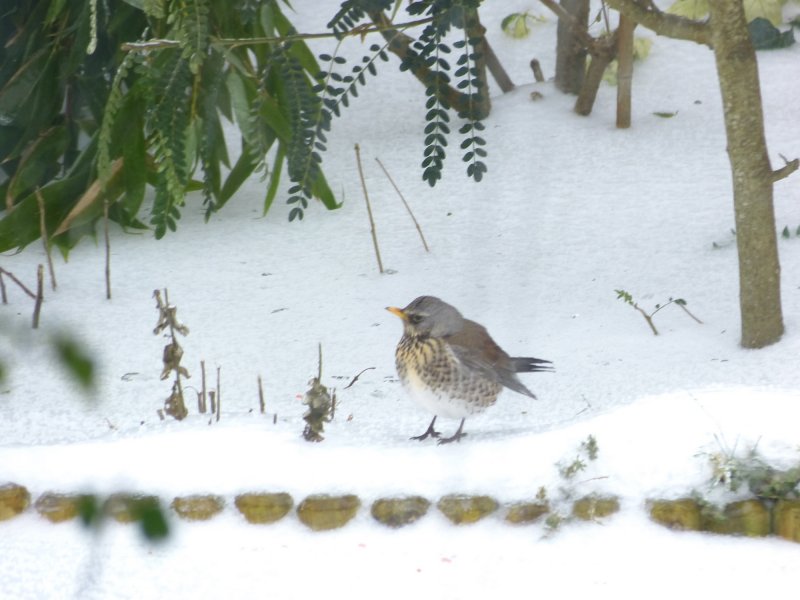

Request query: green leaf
[
  {"left": 52, "top": 334, "right": 95, "bottom": 390},
  {"left": 653, "top": 111, "right": 678, "bottom": 118},
  {"left": 139, "top": 501, "right": 170, "bottom": 542},
  {"left": 744, "top": 0, "right": 784, "bottom": 27},
  {"left": 220, "top": 146, "right": 258, "bottom": 206},
  {"left": 264, "top": 144, "right": 286, "bottom": 215},
  {"left": 748, "top": 17, "right": 795, "bottom": 50}
]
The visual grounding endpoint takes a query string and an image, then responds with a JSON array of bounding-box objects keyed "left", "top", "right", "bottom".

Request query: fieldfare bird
[{"left": 387, "top": 296, "right": 552, "bottom": 444}]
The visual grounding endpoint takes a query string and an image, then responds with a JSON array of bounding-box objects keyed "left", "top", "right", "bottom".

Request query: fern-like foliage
[
  {"left": 327, "top": 0, "right": 395, "bottom": 37},
  {"left": 176, "top": 0, "right": 210, "bottom": 75},
  {"left": 453, "top": 30, "right": 487, "bottom": 181},
  {"left": 325, "top": 0, "right": 488, "bottom": 186},
  {"left": 150, "top": 49, "right": 193, "bottom": 238}
]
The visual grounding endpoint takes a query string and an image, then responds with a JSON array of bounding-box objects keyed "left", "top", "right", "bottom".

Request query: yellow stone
[
  {"left": 436, "top": 494, "right": 498, "bottom": 525},
  {"left": 648, "top": 498, "right": 702, "bottom": 531},
  {"left": 235, "top": 492, "right": 294, "bottom": 524},
  {"left": 297, "top": 494, "right": 361, "bottom": 531},
  {"left": 572, "top": 495, "right": 620, "bottom": 521},
  {"left": 371, "top": 496, "right": 430, "bottom": 527},
  {"left": 703, "top": 499, "right": 770, "bottom": 537},
  {"left": 505, "top": 501, "right": 549, "bottom": 524},
  {"left": 171, "top": 495, "right": 225, "bottom": 521},
  {"left": 774, "top": 499, "right": 800, "bottom": 543},
  {"left": 35, "top": 492, "right": 83, "bottom": 523},
  {"left": 0, "top": 483, "right": 30, "bottom": 521}
]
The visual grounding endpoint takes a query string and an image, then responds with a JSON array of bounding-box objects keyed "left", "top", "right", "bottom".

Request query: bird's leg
[
  {"left": 437, "top": 418, "right": 467, "bottom": 445},
  {"left": 410, "top": 416, "right": 441, "bottom": 441}
]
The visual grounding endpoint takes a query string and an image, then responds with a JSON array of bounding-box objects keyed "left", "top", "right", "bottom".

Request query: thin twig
[
  {"left": 258, "top": 375, "right": 266, "bottom": 414},
  {"left": 32, "top": 265, "right": 44, "bottom": 329},
  {"left": 632, "top": 302, "right": 659, "bottom": 336},
  {"left": 0, "top": 272, "right": 6, "bottom": 304},
  {"left": 36, "top": 188, "right": 57, "bottom": 291},
  {"left": 121, "top": 16, "right": 436, "bottom": 52},
  {"left": 344, "top": 367, "right": 376, "bottom": 390},
  {"left": 215, "top": 366, "right": 221, "bottom": 423},
  {"left": 677, "top": 302, "right": 704, "bottom": 324},
  {"left": 200, "top": 360, "right": 207, "bottom": 413},
  {"left": 375, "top": 157, "right": 429, "bottom": 252},
  {"left": 104, "top": 198, "right": 111, "bottom": 300},
  {"left": 355, "top": 144, "right": 384, "bottom": 273},
  {"left": 0, "top": 268, "right": 36, "bottom": 300}
]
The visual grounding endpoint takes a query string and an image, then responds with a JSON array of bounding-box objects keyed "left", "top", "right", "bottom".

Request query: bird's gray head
[{"left": 386, "top": 296, "right": 464, "bottom": 338}]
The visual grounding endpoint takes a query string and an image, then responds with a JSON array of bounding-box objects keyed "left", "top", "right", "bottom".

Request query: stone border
[{"left": 1, "top": 483, "right": 798, "bottom": 542}]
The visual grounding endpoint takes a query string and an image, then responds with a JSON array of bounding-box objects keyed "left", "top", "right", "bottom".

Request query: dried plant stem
[
  {"left": 375, "top": 157, "right": 429, "bottom": 252},
  {"left": 104, "top": 198, "right": 111, "bottom": 300},
  {"left": 0, "top": 268, "right": 37, "bottom": 299},
  {"left": 36, "top": 188, "right": 57, "bottom": 291},
  {"left": 632, "top": 302, "right": 659, "bottom": 336},
  {"left": 0, "top": 271, "right": 6, "bottom": 304},
  {"left": 676, "top": 302, "right": 704, "bottom": 324},
  {"left": 354, "top": 144, "right": 384, "bottom": 273},
  {"left": 209, "top": 390, "right": 216, "bottom": 415},
  {"left": 32, "top": 265, "right": 44, "bottom": 329},
  {"left": 215, "top": 366, "right": 221, "bottom": 423},
  {"left": 258, "top": 375, "right": 266, "bottom": 414},
  {"left": 200, "top": 360, "right": 207, "bottom": 413}
]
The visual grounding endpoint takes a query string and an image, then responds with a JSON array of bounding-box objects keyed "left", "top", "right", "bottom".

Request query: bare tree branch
[{"left": 605, "top": 0, "right": 711, "bottom": 46}]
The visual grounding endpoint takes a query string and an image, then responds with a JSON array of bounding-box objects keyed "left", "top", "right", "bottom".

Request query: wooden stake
[
  {"left": 32, "top": 265, "right": 44, "bottom": 329},
  {"left": 375, "top": 157, "right": 430, "bottom": 252},
  {"left": 36, "top": 188, "right": 57, "bottom": 291},
  {"left": 530, "top": 59, "right": 545, "bottom": 82},
  {"left": 616, "top": 14, "right": 635, "bottom": 129},
  {"left": 258, "top": 375, "right": 266, "bottom": 414},
  {"left": 354, "top": 144, "right": 384, "bottom": 274}
]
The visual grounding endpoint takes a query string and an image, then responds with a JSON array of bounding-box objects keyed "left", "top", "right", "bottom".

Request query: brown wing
[{"left": 446, "top": 319, "right": 537, "bottom": 399}]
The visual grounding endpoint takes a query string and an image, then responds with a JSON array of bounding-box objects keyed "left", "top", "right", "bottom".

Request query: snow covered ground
[{"left": 2, "top": 1, "right": 800, "bottom": 598}]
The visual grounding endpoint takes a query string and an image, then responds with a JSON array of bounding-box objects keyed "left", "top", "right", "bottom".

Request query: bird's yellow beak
[{"left": 386, "top": 306, "right": 407, "bottom": 321}]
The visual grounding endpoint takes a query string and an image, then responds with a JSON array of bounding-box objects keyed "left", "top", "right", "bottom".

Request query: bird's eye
[{"left": 408, "top": 314, "right": 423, "bottom": 325}]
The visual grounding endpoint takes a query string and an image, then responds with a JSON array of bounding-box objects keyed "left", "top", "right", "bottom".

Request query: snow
[{"left": 2, "top": 1, "right": 800, "bottom": 598}]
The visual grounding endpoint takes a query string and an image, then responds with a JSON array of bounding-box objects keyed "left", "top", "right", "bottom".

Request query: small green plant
[
  {"left": 615, "top": 289, "right": 703, "bottom": 336},
  {"left": 500, "top": 11, "right": 545, "bottom": 38},
  {"left": 703, "top": 440, "right": 800, "bottom": 500},
  {"left": 153, "top": 289, "right": 190, "bottom": 421},
  {"left": 544, "top": 435, "right": 604, "bottom": 534}
]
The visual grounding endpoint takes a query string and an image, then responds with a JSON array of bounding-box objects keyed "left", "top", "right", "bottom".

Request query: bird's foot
[
  {"left": 410, "top": 416, "right": 440, "bottom": 441},
  {"left": 436, "top": 418, "right": 467, "bottom": 445},
  {"left": 437, "top": 431, "right": 467, "bottom": 445}
]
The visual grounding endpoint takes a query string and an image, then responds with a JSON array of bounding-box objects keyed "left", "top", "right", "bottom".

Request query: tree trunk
[
  {"left": 616, "top": 15, "right": 635, "bottom": 128},
  {"left": 707, "top": 0, "right": 783, "bottom": 347},
  {"left": 555, "top": 0, "right": 590, "bottom": 94}
]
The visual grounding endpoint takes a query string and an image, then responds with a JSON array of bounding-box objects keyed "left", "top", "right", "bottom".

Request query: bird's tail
[{"left": 511, "top": 357, "right": 554, "bottom": 373}]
